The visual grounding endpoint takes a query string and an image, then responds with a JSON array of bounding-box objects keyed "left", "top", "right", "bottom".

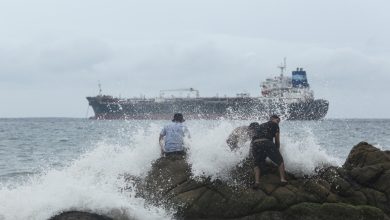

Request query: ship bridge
[{"left": 260, "top": 59, "right": 314, "bottom": 101}]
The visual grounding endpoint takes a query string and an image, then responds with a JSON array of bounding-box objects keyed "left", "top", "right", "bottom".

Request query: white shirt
[{"left": 160, "top": 122, "right": 190, "bottom": 152}]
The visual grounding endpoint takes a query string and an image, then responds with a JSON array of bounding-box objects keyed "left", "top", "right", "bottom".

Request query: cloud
[
  {"left": 1, "top": 29, "right": 390, "bottom": 117},
  {"left": 38, "top": 39, "right": 112, "bottom": 74},
  {"left": 0, "top": 38, "right": 111, "bottom": 86}
]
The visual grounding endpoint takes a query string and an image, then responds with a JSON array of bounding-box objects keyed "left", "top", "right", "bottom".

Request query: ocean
[{"left": 0, "top": 118, "right": 389, "bottom": 219}]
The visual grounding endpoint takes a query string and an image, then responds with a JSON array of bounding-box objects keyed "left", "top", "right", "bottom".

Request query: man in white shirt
[{"left": 159, "top": 113, "right": 190, "bottom": 157}]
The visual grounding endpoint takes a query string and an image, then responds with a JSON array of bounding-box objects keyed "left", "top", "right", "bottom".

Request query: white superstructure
[{"left": 260, "top": 59, "right": 314, "bottom": 103}]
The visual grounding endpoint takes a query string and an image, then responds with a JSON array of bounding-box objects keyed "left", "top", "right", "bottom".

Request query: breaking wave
[{"left": 0, "top": 120, "right": 342, "bottom": 219}]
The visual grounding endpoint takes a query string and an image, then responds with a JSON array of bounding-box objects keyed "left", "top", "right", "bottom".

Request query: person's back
[
  {"left": 161, "top": 122, "right": 189, "bottom": 152},
  {"left": 159, "top": 113, "right": 190, "bottom": 156},
  {"left": 252, "top": 121, "right": 279, "bottom": 142}
]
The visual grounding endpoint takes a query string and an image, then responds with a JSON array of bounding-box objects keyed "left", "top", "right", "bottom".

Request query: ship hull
[{"left": 86, "top": 96, "right": 329, "bottom": 120}]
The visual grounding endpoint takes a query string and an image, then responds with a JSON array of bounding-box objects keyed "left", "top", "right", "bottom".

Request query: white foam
[
  {"left": 281, "top": 127, "right": 343, "bottom": 175},
  {"left": 373, "top": 143, "right": 389, "bottom": 151},
  {"left": 186, "top": 120, "right": 343, "bottom": 180},
  {"left": 187, "top": 120, "right": 250, "bottom": 180},
  {"left": 0, "top": 120, "right": 343, "bottom": 219},
  {"left": 0, "top": 124, "right": 170, "bottom": 220}
]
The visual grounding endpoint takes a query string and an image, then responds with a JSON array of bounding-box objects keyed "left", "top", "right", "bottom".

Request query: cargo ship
[{"left": 86, "top": 61, "right": 329, "bottom": 120}]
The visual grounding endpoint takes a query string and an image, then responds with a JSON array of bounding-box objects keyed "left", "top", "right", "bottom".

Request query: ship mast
[
  {"left": 278, "top": 57, "right": 287, "bottom": 78},
  {"left": 277, "top": 58, "right": 287, "bottom": 97},
  {"left": 98, "top": 81, "right": 102, "bottom": 96}
]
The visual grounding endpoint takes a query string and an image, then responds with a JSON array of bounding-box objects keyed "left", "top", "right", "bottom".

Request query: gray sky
[{"left": 1, "top": 0, "right": 389, "bottom": 118}]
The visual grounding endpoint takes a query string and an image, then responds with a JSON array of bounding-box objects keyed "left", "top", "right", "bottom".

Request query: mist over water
[
  {"left": 0, "top": 121, "right": 170, "bottom": 220},
  {"left": 0, "top": 118, "right": 389, "bottom": 219}
]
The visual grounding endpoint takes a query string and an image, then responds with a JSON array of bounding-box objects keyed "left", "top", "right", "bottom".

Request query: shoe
[{"left": 252, "top": 183, "right": 260, "bottom": 190}]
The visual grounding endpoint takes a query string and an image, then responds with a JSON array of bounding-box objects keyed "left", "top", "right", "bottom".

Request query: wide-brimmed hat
[{"left": 172, "top": 113, "right": 185, "bottom": 122}]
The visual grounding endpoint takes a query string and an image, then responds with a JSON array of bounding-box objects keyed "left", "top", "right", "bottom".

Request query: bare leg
[
  {"left": 278, "top": 162, "right": 287, "bottom": 182},
  {"left": 254, "top": 166, "right": 261, "bottom": 184}
]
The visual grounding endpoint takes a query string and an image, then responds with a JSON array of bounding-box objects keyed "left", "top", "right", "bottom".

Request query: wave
[{"left": 0, "top": 120, "right": 342, "bottom": 219}]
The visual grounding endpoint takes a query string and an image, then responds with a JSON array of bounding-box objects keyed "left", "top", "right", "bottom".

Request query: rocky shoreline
[{"left": 50, "top": 142, "right": 390, "bottom": 220}]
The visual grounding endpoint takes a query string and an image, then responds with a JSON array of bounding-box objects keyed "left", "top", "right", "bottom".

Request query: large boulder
[
  {"left": 137, "top": 142, "right": 390, "bottom": 219},
  {"left": 344, "top": 142, "right": 390, "bottom": 192}
]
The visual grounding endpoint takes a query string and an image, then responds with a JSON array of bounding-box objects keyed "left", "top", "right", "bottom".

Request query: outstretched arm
[
  {"left": 184, "top": 126, "right": 191, "bottom": 139},
  {"left": 226, "top": 134, "right": 238, "bottom": 150},
  {"left": 159, "top": 134, "right": 164, "bottom": 155}
]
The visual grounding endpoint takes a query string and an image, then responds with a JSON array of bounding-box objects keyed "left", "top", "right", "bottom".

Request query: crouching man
[
  {"left": 250, "top": 115, "right": 287, "bottom": 189},
  {"left": 159, "top": 113, "right": 190, "bottom": 157}
]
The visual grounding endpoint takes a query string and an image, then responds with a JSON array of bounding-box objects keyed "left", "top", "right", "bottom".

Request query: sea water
[{"left": 0, "top": 118, "right": 389, "bottom": 219}]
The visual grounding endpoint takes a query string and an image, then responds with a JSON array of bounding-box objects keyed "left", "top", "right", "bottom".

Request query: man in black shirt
[{"left": 250, "top": 115, "right": 287, "bottom": 188}]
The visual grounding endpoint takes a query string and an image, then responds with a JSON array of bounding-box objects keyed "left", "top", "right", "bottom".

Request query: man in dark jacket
[{"left": 250, "top": 115, "right": 287, "bottom": 188}]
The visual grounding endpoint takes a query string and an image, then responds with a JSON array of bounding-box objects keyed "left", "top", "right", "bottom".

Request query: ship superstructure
[{"left": 261, "top": 59, "right": 313, "bottom": 102}]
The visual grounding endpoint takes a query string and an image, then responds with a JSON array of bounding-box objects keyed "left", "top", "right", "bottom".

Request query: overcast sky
[{"left": 0, "top": 0, "right": 389, "bottom": 118}]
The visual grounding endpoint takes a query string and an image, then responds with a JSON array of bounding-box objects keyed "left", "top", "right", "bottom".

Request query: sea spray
[
  {"left": 282, "top": 126, "right": 343, "bottom": 175},
  {"left": 0, "top": 125, "right": 171, "bottom": 220},
  {"left": 187, "top": 120, "right": 249, "bottom": 181},
  {"left": 187, "top": 120, "right": 343, "bottom": 180},
  {"left": 0, "top": 119, "right": 344, "bottom": 219}
]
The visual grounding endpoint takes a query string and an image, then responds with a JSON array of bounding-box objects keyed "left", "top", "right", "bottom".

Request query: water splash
[
  {"left": 0, "top": 120, "right": 342, "bottom": 219},
  {"left": 187, "top": 120, "right": 249, "bottom": 181},
  {"left": 282, "top": 126, "right": 343, "bottom": 175},
  {"left": 0, "top": 125, "right": 170, "bottom": 220}
]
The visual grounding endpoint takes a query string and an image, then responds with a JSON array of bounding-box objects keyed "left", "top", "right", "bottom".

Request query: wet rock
[
  {"left": 344, "top": 142, "right": 390, "bottom": 169},
  {"left": 49, "top": 211, "right": 113, "bottom": 220},
  {"left": 135, "top": 142, "right": 390, "bottom": 219},
  {"left": 302, "top": 179, "right": 330, "bottom": 202},
  {"left": 44, "top": 142, "right": 390, "bottom": 220},
  {"left": 285, "top": 202, "right": 389, "bottom": 220},
  {"left": 374, "top": 169, "right": 390, "bottom": 193},
  {"left": 361, "top": 187, "right": 389, "bottom": 212}
]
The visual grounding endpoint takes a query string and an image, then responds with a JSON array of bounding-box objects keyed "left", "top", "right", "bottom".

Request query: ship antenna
[
  {"left": 278, "top": 57, "right": 287, "bottom": 78},
  {"left": 98, "top": 81, "right": 102, "bottom": 96}
]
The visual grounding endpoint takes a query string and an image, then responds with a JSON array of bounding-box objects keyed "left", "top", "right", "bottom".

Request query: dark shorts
[
  {"left": 251, "top": 140, "right": 284, "bottom": 170},
  {"left": 164, "top": 151, "right": 186, "bottom": 157}
]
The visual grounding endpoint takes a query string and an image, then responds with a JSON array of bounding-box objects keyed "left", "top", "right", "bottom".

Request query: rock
[
  {"left": 50, "top": 143, "right": 390, "bottom": 220},
  {"left": 344, "top": 142, "right": 390, "bottom": 169},
  {"left": 272, "top": 187, "right": 297, "bottom": 208},
  {"left": 49, "top": 209, "right": 135, "bottom": 220},
  {"left": 49, "top": 211, "right": 113, "bottom": 220},
  {"left": 302, "top": 179, "right": 330, "bottom": 202},
  {"left": 374, "top": 170, "right": 390, "bottom": 195},
  {"left": 344, "top": 142, "right": 390, "bottom": 204},
  {"left": 285, "top": 202, "right": 389, "bottom": 220},
  {"left": 135, "top": 142, "right": 390, "bottom": 219},
  {"left": 361, "top": 187, "right": 389, "bottom": 213}
]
